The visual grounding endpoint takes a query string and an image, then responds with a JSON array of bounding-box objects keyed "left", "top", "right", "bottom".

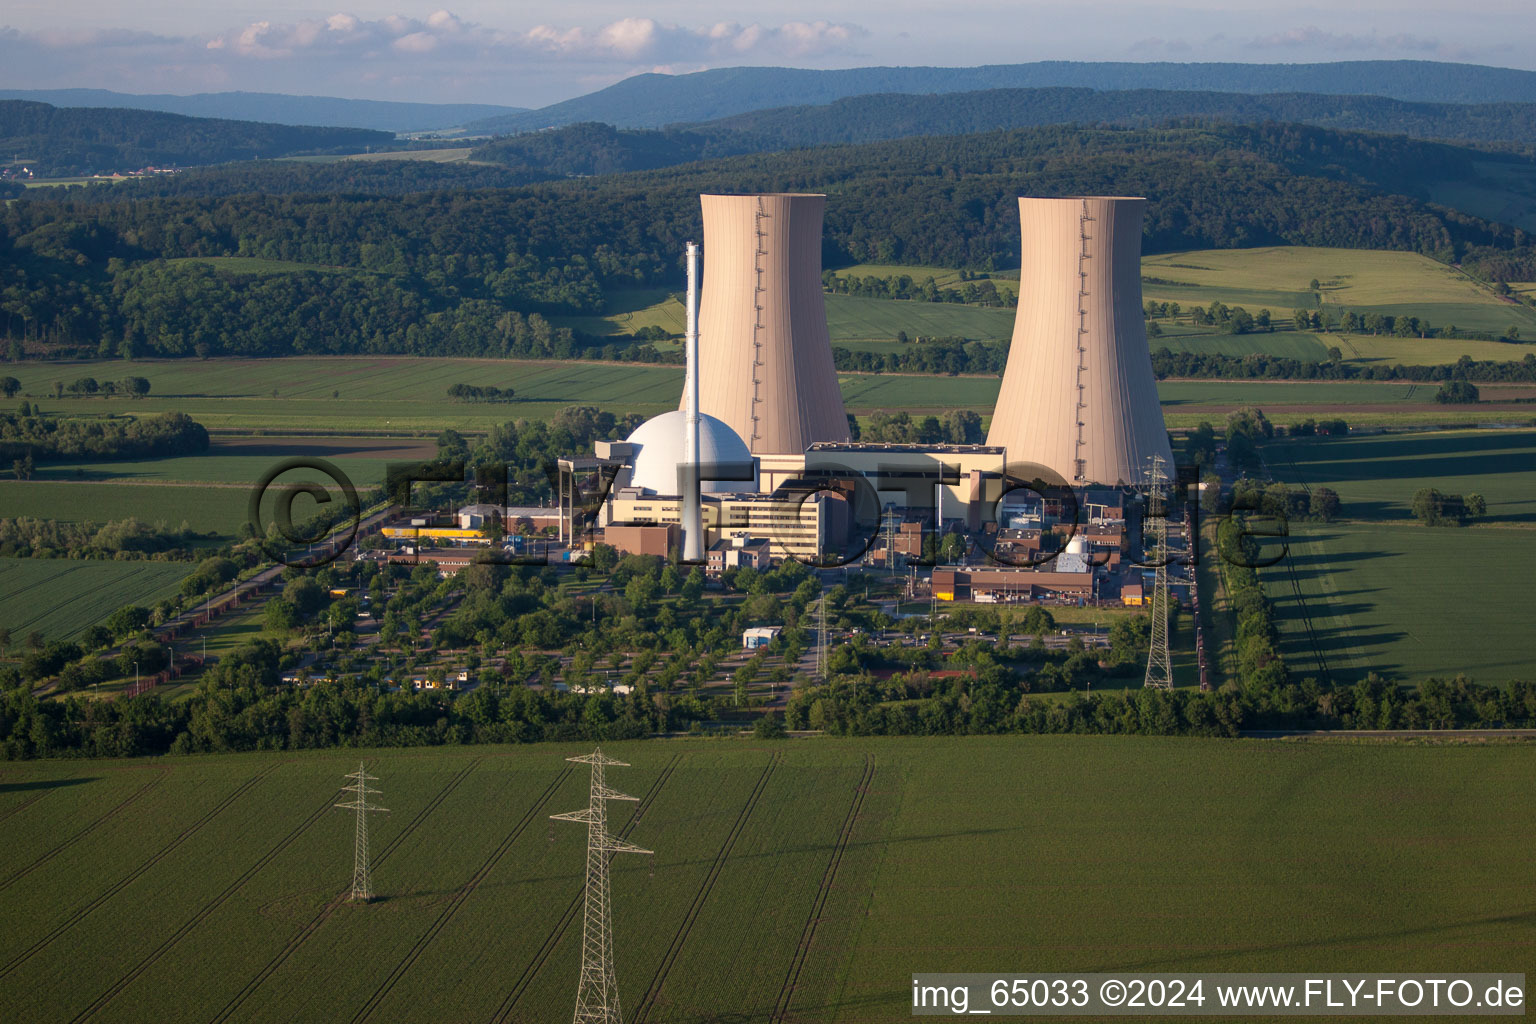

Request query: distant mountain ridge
[
  {"left": 467, "top": 87, "right": 1536, "bottom": 181},
  {"left": 0, "top": 101, "right": 393, "bottom": 176},
  {"left": 467, "top": 60, "right": 1536, "bottom": 133},
  {"left": 0, "top": 89, "right": 523, "bottom": 133}
]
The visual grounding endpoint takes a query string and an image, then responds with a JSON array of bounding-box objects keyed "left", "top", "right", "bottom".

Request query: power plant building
[
  {"left": 689, "top": 193, "right": 850, "bottom": 456},
  {"left": 986, "top": 197, "right": 1173, "bottom": 487}
]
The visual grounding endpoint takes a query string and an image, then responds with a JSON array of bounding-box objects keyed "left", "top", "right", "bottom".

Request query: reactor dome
[{"left": 625, "top": 410, "right": 756, "bottom": 495}]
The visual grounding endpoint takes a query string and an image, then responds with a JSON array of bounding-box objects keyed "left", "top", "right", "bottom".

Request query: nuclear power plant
[
  {"left": 987, "top": 197, "right": 1174, "bottom": 487},
  {"left": 544, "top": 192, "right": 1183, "bottom": 605},
  {"left": 689, "top": 193, "right": 850, "bottom": 456}
]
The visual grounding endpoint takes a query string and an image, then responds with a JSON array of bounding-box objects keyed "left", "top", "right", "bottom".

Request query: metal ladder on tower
[
  {"left": 749, "top": 198, "right": 769, "bottom": 448},
  {"left": 1073, "top": 199, "right": 1094, "bottom": 485}
]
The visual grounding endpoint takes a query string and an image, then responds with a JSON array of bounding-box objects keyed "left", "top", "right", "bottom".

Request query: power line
[
  {"left": 551, "top": 749, "right": 652, "bottom": 1024},
  {"left": 334, "top": 762, "right": 388, "bottom": 902}
]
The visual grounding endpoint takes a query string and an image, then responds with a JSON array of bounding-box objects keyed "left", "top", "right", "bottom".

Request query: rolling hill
[
  {"left": 467, "top": 60, "right": 1536, "bottom": 133},
  {"left": 0, "top": 89, "right": 522, "bottom": 133},
  {"left": 0, "top": 101, "right": 393, "bottom": 176}
]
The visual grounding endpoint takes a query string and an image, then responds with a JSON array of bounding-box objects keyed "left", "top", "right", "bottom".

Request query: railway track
[
  {"left": 770, "top": 755, "right": 875, "bottom": 1024},
  {"left": 0, "top": 765, "right": 274, "bottom": 980},
  {"left": 488, "top": 753, "right": 682, "bottom": 1024},
  {"left": 207, "top": 756, "right": 483, "bottom": 1024},
  {"left": 630, "top": 752, "right": 782, "bottom": 1024},
  {"left": 350, "top": 764, "right": 577, "bottom": 1024},
  {"left": 0, "top": 767, "right": 168, "bottom": 896},
  {"left": 69, "top": 787, "right": 341, "bottom": 1023}
]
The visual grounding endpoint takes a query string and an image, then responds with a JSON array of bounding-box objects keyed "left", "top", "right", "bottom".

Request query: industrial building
[
  {"left": 987, "top": 197, "right": 1174, "bottom": 487},
  {"left": 532, "top": 193, "right": 1178, "bottom": 606},
  {"left": 690, "top": 193, "right": 850, "bottom": 456}
]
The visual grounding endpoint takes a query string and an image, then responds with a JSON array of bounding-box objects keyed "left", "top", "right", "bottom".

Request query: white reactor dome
[{"left": 626, "top": 410, "right": 756, "bottom": 495}]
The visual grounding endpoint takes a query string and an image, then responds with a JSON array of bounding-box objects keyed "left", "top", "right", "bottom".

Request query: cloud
[{"left": 187, "top": 11, "right": 863, "bottom": 63}]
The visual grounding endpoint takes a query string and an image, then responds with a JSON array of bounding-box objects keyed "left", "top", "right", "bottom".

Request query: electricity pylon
[
  {"left": 1143, "top": 455, "right": 1174, "bottom": 690},
  {"left": 335, "top": 762, "right": 388, "bottom": 901},
  {"left": 816, "top": 586, "right": 829, "bottom": 681},
  {"left": 552, "top": 750, "right": 652, "bottom": 1024}
]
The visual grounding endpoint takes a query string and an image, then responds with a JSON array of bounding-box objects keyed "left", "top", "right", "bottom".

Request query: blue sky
[{"left": 2, "top": 2, "right": 1533, "bottom": 107}]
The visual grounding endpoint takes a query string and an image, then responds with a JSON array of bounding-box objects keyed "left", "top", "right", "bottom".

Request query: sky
[{"left": 2, "top": 2, "right": 1534, "bottom": 108}]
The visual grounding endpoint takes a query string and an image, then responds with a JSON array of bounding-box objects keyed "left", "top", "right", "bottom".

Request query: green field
[
  {"left": 1143, "top": 246, "right": 1536, "bottom": 339},
  {"left": 0, "top": 737, "right": 1530, "bottom": 1024},
  {"left": 1263, "top": 523, "right": 1534, "bottom": 684},
  {"left": 1258, "top": 429, "right": 1536, "bottom": 683},
  {"left": 0, "top": 558, "right": 189, "bottom": 642},
  {"left": 0, "top": 481, "right": 252, "bottom": 535},
  {"left": 1266, "top": 429, "right": 1536, "bottom": 523},
  {"left": 4, "top": 358, "right": 686, "bottom": 432}
]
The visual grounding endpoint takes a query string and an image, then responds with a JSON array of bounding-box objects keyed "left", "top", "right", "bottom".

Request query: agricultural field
[
  {"left": 0, "top": 481, "right": 252, "bottom": 535},
  {"left": 0, "top": 558, "right": 189, "bottom": 642},
  {"left": 3, "top": 358, "right": 686, "bottom": 432},
  {"left": 1265, "top": 429, "right": 1536, "bottom": 524},
  {"left": 1257, "top": 429, "right": 1536, "bottom": 684},
  {"left": 0, "top": 737, "right": 1530, "bottom": 1024},
  {"left": 1263, "top": 523, "right": 1534, "bottom": 684}
]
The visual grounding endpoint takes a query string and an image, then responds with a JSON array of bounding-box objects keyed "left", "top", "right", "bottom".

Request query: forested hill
[
  {"left": 705, "top": 88, "right": 1536, "bottom": 152},
  {"left": 468, "top": 91, "right": 1536, "bottom": 180},
  {"left": 0, "top": 89, "right": 522, "bottom": 133},
  {"left": 466, "top": 60, "right": 1536, "bottom": 133},
  {"left": 3, "top": 121, "right": 1533, "bottom": 360},
  {"left": 0, "top": 101, "right": 394, "bottom": 176}
]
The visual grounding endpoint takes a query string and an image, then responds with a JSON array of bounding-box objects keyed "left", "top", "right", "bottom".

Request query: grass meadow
[
  {"left": 0, "top": 558, "right": 189, "bottom": 642},
  {"left": 1256, "top": 429, "right": 1536, "bottom": 684},
  {"left": 0, "top": 737, "right": 1530, "bottom": 1024}
]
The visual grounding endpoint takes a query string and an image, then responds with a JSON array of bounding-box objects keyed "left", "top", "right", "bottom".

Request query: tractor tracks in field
[
  {"left": 69, "top": 785, "right": 343, "bottom": 1023},
  {"left": 488, "top": 753, "right": 683, "bottom": 1024},
  {"left": 0, "top": 767, "right": 169, "bottom": 897},
  {"left": 630, "top": 752, "right": 783, "bottom": 1024},
  {"left": 0, "top": 765, "right": 273, "bottom": 981},
  {"left": 349, "top": 763, "right": 578, "bottom": 1024},
  {"left": 208, "top": 756, "right": 484, "bottom": 1024},
  {"left": 770, "top": 755, "right": 875, "bottom": 1024}
]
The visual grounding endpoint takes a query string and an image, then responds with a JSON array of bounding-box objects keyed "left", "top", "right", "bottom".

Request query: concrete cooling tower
[
  {"left": 689, "top": 193, "right": 850, "bottom": 456},
  {"left": 986, "top": 197, "right": 1174, "bottom": 487}
]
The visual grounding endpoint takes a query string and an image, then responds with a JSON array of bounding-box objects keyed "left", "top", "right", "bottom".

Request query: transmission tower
[
  {"left": 334, "top": 762, "right": 388, "bottom": 901},
  {"left": 552, "top": 750, "right": 652, "bottom": 1024},
  {"left": 1142, "top": 455, "right": 1174, "bottom": 690},
  {"left": 816, "top": 586, "right": 829, "bottom": 681}
]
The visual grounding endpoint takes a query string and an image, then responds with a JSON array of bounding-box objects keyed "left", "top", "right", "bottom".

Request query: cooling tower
[
  {"left": 689, "top": 193, "right": 850, "bottom": 456},
  {"left": 987, "top": 197, "right": 1173, "bottom": 487}
]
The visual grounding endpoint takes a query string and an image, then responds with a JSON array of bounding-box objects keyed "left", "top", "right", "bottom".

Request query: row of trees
[
  {"left": 0, "top": 408, "right": 207, "bottom": 464},
  {"left": 822, "top": 271, "right": 1016, "bottom": 308}
]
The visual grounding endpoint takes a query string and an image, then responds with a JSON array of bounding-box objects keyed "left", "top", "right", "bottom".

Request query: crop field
[
  {"left": 6, "top": 358, "right": 686, "bottom": 432},
  {"left": 0, "top": 558, "right": 189, "bottom": 642},
  {"left": 1151, "top": 331, "right": 1330, "bottom": 360},
  {"left": 1266, "top": 429, "right": 1536, "bottom": 524},
  {"left": 0, "top": 481, "right": 252, "bottom": 535},
  {"left": 555, "top": 291, "right": 1017, "bottom": 344},
  {"left": 1258, "top": 429, "right": 1536, "bottom": 684},
  {"left": 1263, "top": 523, "right": 1534, "bottom": 684},
  {"left": 0, "top": 738, "right": 1530, "bottom": 1024}
]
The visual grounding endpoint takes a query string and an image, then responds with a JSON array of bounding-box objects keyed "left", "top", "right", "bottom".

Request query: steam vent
[
  {"left": 986, "top": 196, "right": 1174, "bottom": 487},
  {"left": 690, "top": 193, "right": 851, "bottom": 456}
]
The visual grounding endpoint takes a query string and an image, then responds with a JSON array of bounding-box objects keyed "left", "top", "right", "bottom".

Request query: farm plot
[
  {"left": 1262, "top": 523, "right": 1535, "bottom": 685},
  {"left": 1265, "top": 429, "right": 1536, "bottom": 524},
  {"left": 5, "top": 358, "right": 686, "bottom": 432},
  {"left": 0, "top": 481, "right": 254, "bottom": 536},
  {"left": 0, "top": 558, "right": 191, "bottom": 642},
  {"left": 0, "top": 738, "right": 1532, "bottom": 1024},
  {"left": 823, "top": 295, "right": 1015, "bottom": 343}
]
